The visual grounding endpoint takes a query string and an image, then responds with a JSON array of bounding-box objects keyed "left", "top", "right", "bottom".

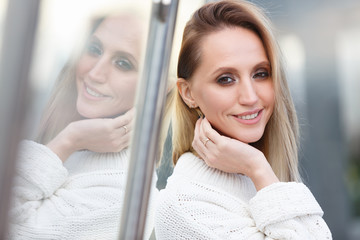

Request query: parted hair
[{"left": 172, "top": 0, "right": 301, "bottom": 182}]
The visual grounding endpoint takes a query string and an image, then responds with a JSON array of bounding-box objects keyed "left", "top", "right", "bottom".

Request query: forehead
[
  {"left": 93, "top": 15, "right": 143, "bottom": 51},
  {"left": 98, "top": 15, "right": 142, "bottom": 37},
  {"left": 191, "top": 26, "right": 269, "bottom": 77},
  {"left": 201, "top": 26, "right": 267, "bottom": 60}
]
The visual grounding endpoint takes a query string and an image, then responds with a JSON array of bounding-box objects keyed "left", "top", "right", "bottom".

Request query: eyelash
[
  {"left": 253, "top": 70, "right": 270, "bottom": 79},
  {"left": 86, "top": 42, "right": 134, "bottom": 71},
  {"left": 217, "top": 75, "right": 235, "bottom": 85},
  {"left": 216, "top": 69, "right": 270, "bottom": 85},
  {"left": 114, "top": 58, "right": 134, "bottom": 71}
]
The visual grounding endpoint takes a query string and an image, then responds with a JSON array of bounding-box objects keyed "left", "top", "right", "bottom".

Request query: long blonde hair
[{"left": 172, "top": 0, "right": 301, "bottom": 182}]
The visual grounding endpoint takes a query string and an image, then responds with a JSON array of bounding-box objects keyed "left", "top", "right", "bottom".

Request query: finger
[
  {"left": 114, "top": 123, "right": 132, "bottom": 136},
  {"left": 195, "top": 119, "right": 214, "bottom": 158},
  {"left": 113, "top": 108, "right": 135, "bottom": 128},
  {"left": 192, "top": 118, "right": 207, "bottom": 158},
  {"left": 197, "top": 118, "right": 215, "bottom": 150},
  {"left": 193, "top": 118, "right": 201, "bottom": 144},
  {"left": 192, "top": 118, "right": 202, "bottom": 149},
  {"left": 200, "top": 117, "right": 221, "bottom": 145},
  {"left": 117, "top": 132, "right": 132, "bottom": 150}
]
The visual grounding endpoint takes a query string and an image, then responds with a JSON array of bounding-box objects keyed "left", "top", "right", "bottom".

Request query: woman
[
  {"left": 8, "top": 11, "right": 157, "bottom": 240},
  {"left": 155, "top": 1, "right": 332, "bottom": 239}
]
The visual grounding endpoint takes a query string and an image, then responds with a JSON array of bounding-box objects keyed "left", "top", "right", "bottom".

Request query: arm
[
  {"left": 190, "top": 118, "right": 332, "bottom": 239},
  {"left": 9, "top": 109, "right": 135, "bottom": 237},
  {"left": 10, "top": 140, "right": 68, "bottom": 223},
  {"left": 155, "top": 171, "right": 332, "bottom": 240},
  {"left": 192, "top": 117, "right": 278, "bottom": 191},
  {"left": 47, "top": 108, "right": 134, "bottom": 162},
  {"left": 9, "top": 140, "right": 129, "bottom": 239},
  {"left": 249, "top": 182, "right": 332, "bottom": 240}
]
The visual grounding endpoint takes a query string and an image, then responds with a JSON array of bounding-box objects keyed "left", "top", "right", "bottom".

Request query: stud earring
[{"left": 195, "top": 108, "right": 204, "bottom": 118}]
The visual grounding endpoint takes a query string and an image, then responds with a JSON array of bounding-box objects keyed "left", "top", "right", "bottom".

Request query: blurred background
[
  {"left": 0, "top": 0, "right": 359, "bottom": 239},
  {"left": 248, "top": 0, "right": 360, "bottom": 239}
]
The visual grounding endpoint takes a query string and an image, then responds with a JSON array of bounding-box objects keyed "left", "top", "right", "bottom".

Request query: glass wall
[
  {"left": 1, "top": 0, "right": 359, "bottom": 239},
  {"left": 0, "top": 0, "right": 204, "bottom": 239}
]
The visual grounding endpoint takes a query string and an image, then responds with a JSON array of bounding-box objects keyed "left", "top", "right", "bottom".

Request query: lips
[
  {"left": 238, "top": 111, "right": 259, "bottom": 120},
  {"left": 83, "top": 83, "right": 109, "bottom": 98},
  {"left": 233, "top": 109, "right": 263, "bottom": 124}
]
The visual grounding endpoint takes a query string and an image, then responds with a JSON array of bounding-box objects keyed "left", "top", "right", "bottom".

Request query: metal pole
[
  {"left": 0, "top": 0, "right": 40, "bottom": 238},
  {"left": 118, "top": 0, "right": 178, "bottom": 239}
]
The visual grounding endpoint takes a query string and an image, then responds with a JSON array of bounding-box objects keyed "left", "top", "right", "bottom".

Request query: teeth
[
  {"left": 239, "top": 112, "right": 258, "bottom": 120},
  {"left": 86, "top": 86, "right": 104, "bottom": 97}
]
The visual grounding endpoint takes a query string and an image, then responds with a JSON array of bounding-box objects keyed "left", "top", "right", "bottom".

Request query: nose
[
  {"left": 238, "top": 78, "right": 258, "bottom": 106},
  {"left": 88, "top": 57, "right": 109, "bottom": 83}
]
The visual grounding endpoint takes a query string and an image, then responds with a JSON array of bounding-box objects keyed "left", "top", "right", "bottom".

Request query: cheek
[
  {"left": 197, "top": 88, "right": 233, "bottom": 117},
  {"left": 265, "top": 83, "right": 275, "bottom": 109},
  {"left": 76, "top": 55, "right": 94, "bottom": 77},
  {"left": 111, "top": 74, "right": 138, "bottom": 99},
  {"left": 258, "top": 81, "right": 275, "bottom": 117}
]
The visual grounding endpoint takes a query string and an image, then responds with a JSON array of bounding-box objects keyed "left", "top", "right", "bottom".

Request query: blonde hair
[
  {"left": 172, "top": 0, "right": 301, "bottom": 182},
  {"left": 36, "top": 62, "right": 80, "bottom": 144}
]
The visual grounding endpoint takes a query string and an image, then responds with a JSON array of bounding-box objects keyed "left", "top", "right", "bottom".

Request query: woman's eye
[
  {"left": 87, "top": 43, "right": 102, "bottom": 57},
  {"left": 217, "top": 76, "right": 235, "bottom": 85},
  {"left": 114, "top": 58, "right": 134, "bottom": 71},
  {"left": 253, "top": 71, "right": 269, "bottom": 79}
]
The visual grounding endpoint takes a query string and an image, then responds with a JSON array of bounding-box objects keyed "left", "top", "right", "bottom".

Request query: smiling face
[
  {"left": 76, "top": 15, "right": 142, "bottom": 119},
  {"left": 178, "top": 27, "right": 275, "bottom": 143}
]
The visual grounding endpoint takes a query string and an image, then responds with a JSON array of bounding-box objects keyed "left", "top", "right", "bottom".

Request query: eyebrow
[
  {"left": 89, "top": 35, "right": 103, "bottom": 47},
  {"left": 211, "top": 61, "right": 271, "bottom": 76},
  {"left": 254, "top": 61, "right": 271, "bottom": 69}
]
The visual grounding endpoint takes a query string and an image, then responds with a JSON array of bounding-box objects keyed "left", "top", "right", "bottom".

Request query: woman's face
[
  {"left": 76, "top": 15, "right": 142, "bottom": 119},
  {"left": 180, "top": 27, "right": 275, "bottom": 143}
]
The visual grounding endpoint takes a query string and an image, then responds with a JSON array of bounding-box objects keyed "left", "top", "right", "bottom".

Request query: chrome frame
[
  {"left": 119, "top": 0, "right": 179, "bottom": 239},
  {"left": 0, "top": 0, "right": 40, "bottom": 238}
]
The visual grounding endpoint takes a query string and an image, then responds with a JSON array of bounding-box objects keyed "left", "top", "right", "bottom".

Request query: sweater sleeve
[
  {"left": 10, "top": 140, "right": 68, "bottom": 223},
  {"left": 155, "top": 177, "right": 332, "bottom": 240},
  {"left": 249, "top": 182, "right": 332, "bottom": 240},
  {"left": 9, "top": 140, "right": 157, "bottom": 240}
]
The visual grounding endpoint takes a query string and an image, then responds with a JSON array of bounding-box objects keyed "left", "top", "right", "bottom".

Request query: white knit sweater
[
  {"left": 8, "top": 140, "right": 158, "bottom": 240},
  {"left": 155, "top": 152, "right": 332, "bottom": 240}
]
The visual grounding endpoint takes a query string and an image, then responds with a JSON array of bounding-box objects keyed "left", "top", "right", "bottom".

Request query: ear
[{"left": 177, "top": 78, "right": 198, "bottom": 108}]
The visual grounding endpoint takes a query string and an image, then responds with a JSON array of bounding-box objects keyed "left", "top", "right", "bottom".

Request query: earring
[{"left": 195, "top": 108, "right": 204, "bottom": 118}]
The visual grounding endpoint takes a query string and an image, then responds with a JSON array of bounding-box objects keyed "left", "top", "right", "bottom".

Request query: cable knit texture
[
  {"left": 8, "top": 140, "right": 158, "bottom": 240},
  {"left": 155, "top": 152, "right": 332, "bottom": 240}
]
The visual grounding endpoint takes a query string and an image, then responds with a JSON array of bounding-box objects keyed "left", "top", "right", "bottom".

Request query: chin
[
  {"left": 229, "top": 129, "right": 264, "bottom": 144},
  {"left": 77, "top": 110, "right": 99, "bottom": 119},
  {"left": 76, "top": 105, "right": 101, "bottom": 119}
]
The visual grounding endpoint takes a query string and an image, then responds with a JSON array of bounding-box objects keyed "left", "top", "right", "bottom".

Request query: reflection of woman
[
  {"left": 9, "top": 14, "right": 157, "bottom": 240},
  {"left": 155, "top": 1, "right": 332, "bottom": 239}
]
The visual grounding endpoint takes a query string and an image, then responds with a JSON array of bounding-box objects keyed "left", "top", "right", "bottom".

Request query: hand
[
  {"left": 192, "top": 117, "right": 279, "bottom": 190},
  {"left": 47, "top": 108, "right": 135, "bottom": 162}
]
